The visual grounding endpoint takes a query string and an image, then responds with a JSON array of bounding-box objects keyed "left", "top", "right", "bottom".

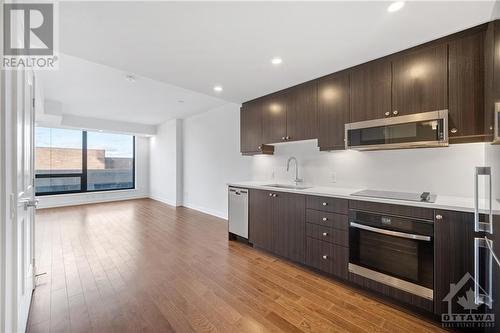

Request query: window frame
[{"left": 35, "top": 129, "right": 136, "bottom": 196}]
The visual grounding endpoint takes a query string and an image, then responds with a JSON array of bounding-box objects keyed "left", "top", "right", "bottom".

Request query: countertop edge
[{"left": 227, "top": 182, "right": 500, "bottom": 215}]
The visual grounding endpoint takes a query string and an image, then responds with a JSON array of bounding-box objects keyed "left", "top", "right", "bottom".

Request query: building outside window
[{"left": 35, "top": 127, "right": 135, "bottom": 195}]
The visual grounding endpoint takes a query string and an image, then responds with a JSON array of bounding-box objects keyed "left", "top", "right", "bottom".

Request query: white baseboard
[
  {"left": 149, "top": 195, "right": 181, "bottom": 207},
  {"left": 182, "top": 202, "right": 227, "bottom": 220}
]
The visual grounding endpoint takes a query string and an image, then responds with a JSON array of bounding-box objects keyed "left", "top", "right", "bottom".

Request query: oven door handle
[{"left": 350, "top": 222, "right": 432, "bottom": 241}]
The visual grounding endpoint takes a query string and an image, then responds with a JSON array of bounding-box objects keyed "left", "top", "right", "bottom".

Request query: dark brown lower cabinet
[
  {"left": 306, "top": 237, "right": 348, "bottom": 279},
  {"left": 273, "top": 192, "right": 306, "bottom": 263},
  {"left": 248, "top": 189, "right": 274, "bottom": 252},
  {"left": 434, "top": 210, "right": 475, "bottom": 315},
  {"left": 248, "top": 189, "right": 305, "bottom": 263}
]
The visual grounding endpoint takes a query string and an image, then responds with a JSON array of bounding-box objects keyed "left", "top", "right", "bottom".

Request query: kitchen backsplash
[{"left": 251, "top": 140, "right": 496, "bottom": 199}]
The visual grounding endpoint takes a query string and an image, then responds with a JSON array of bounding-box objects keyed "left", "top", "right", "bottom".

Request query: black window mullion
[{"left": 82, "top": 131, "right": 88, "bottom": 192}]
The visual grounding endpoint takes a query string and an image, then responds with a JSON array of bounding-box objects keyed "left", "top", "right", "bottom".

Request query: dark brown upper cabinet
[
  {"left": 240, "top": 102, "right": 262, "bottom": 154},
  {"left": 448, "top": 30, "right": 486, "bottom": 142},
  {"left": 392, "top": 44, "right": 448, "bottom": 116},
  {"left": 261, "top": 92, "right": 287, "bottom": 144},
  {"left": 350, "top": 59, "right": 392, "bottom": 122},
  {"left": 286, "top": 81, "right": 318, "bottom": 142},
  {"left": 318, "top": 72, "right": 350, "bottom": 150},
  {"left": 485, "top": 20, "right": 500, "bottom": 140}
]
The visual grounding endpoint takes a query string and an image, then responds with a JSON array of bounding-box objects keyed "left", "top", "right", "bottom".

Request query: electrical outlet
[{"left": 331, "top": 172, "right": 337, "bottom": 183}]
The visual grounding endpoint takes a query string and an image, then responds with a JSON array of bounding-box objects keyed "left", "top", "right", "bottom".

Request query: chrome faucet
[{"left": 286, "top": 157, "right": 303, "bottom": 185}]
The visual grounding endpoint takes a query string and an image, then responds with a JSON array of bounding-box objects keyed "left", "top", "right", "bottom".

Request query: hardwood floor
[{"left": 28, "top": 199, "right": 445, "bottom": 333}]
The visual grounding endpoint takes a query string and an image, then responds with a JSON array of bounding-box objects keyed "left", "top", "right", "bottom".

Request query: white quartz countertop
[{"left": 227, "top": 181, "right": 500, "bottom": 215}]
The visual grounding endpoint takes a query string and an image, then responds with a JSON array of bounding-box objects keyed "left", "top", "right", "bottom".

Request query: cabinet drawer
[
  {"left": 306, "top": 223, "right": 348, "bottom": 247},
  {"left": 306, "top": 209, "right": 348, "bottom": 230},
  {"left": 306, "top": 196, "right": 348, "bottom": 214},
  {"left": 305, "top": 237, "right": 348, "bottom": 279}
]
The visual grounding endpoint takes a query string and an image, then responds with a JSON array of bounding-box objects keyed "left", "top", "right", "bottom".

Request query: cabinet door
[
  {"left": 449, "top": 31, "right": 485, "bottom": 141},
  {"left": 262, "top": 93, "right": 287, "bottom": 144},
  {"left": 434, "top": 210, "right": 475, "bottom": 315},
  {"left": 273, "top": 192, "right": 305, "bottom": 263},
  {"left": 350, "top": 60, "right": 392, "bottom": 122},
  {"left": 286, "top": 81, "right": 318, "bottom": 142},
  {"left": 249, "top": 189, "right": 273, "bottom": 251},
  {"left": 240, "top": 101, "right": 262, "bottom": 153},
  {"left": 392, "top": 44, "right": 448, "bottom": 116},
  {"left": 317, "top": 72, "right": 350, "bottom": 150}
]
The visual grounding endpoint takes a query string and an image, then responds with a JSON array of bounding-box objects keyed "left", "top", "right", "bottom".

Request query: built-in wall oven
[{"left": 348, "top": 209, "right": 434, "bottom": 300}]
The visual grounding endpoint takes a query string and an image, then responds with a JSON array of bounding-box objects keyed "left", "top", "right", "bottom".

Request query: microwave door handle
[
  {"left": 350, "top": 222, "right": 431, "bottom": 241},
  {"left": 474, "top": 167, "right": 493, "bottom": 234}
]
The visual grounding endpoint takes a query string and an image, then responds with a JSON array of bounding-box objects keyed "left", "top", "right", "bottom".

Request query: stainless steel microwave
[{"left": 345, "top": 110, "right": 449, "bottom": 151}]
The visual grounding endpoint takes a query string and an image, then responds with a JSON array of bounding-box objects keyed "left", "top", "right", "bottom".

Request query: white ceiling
[
  {"left": 38, "top": 53, "right": 227, "bottom": 125},
  {"left": 43, "top": 1, "right": 496, "bottom": 126},
  {"left": 59, "top": 1, "right": 496, "bottom": 105}
]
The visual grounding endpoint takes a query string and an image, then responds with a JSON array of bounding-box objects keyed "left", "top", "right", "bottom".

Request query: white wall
[
  {"left": 485, "top": 143, "right": 500, "bottom": 201},
  {"left": 182, "top": 104, "right": 252, "bottom": 218},
  {"left": 179, "top": 103, "right": 491, "bottom": 220},
  {"left": 37, "top": 136, "right": 150, "bottom": 208},
  {"left": 252, "top": 140, "right": 486, "bottom": 198},
  {"left": 149, "top": 119, "right": 183, "bottom": 206}
]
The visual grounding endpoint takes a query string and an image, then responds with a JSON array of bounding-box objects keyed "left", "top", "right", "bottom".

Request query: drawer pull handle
[
  {"left": 322, "top": 255, "right": 328, "bottom": 260},
  {"left": 322, "top": 232, "right": 328, "bottom": 236},
  {"left": 322, "top": 217, "right": 328, "bottom": 221},
  {"left": 322, "top": 202, "right": 328, "bottom": 206}
]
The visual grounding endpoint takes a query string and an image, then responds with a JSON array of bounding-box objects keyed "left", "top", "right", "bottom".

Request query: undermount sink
[{"left": 264, "top": 184, "right": 312, "bottom": 190}]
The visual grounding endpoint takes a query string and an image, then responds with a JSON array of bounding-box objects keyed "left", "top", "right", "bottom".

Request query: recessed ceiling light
[
  {"left": 213, "top": 85, "right": 223, "bottom": 93},
  {"left": 125, "top": 74, "right": 136, "bottom": 82},
  {"left": 271, "top": 57, "right": 282, "bottom": 65},
  {"left": 387, "top": 1, "right": 405, "bottom": 12},
  {"left": 98, "top": 129, "right": 103, "bottom": 132}
]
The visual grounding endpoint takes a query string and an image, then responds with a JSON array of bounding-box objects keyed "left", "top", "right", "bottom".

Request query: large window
[{"left": 35, "top": 127, "right": 135, "bottom": 195}]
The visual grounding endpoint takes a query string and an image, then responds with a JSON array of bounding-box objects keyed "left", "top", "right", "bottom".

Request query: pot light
[
  {"left": 125, "top": 74, "right": 136, "bottom": 82},
  {"left": 271, "top": 57, "right": 282, "bottom": 65},
  {"left": 387, "top": 1, "right": 404, "bottom": 12},
  {"left": 213, "top": 85, "right": 223, "bottom": 93}
]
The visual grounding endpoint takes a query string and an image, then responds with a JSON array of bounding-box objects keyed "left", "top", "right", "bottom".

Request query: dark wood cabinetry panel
[
  {"left": 261, "top": 93, "right": 287, "bottom": 144},
  {"left": 248, "top": 189, "right": 274, "bottom": 251},
  {"left": 286, "top": 81, "right": 318, "bottom": 142},
  {"left": 392, "top": 44, "right": 448, "bottom": 116},
  {"left": 306, "top": 196, "right": 349, "bottom": 214},
  {"left": 240, "top": 102, "right": 262, "bottom": 154},
  {"left": 485, "top": 20, "right": 500, "bottom": 139},
  {"left": 434, "top": 210, "right": 475, "bottom": 315},
  {"left": 348, "top": 272, "right": 434, "bottom": 312},
  {"left": 305, "top": 209, "right": 348, "bottom": 230},
  {"left": 273, "top": 192, "right": 306, "bottom": 263},
  {"left": 449, "top": 30, "right": 486, "bottom": 142},
  {"left": 317, "top": 72, "right": 350, "bottom": 150},
  {"left": 350, "top": 60, "right": 392, "bottom": 122},
  {"left": 306, "top": 223, "right": 348, "bottom": 247},
  {"left": 306, "top": 237, "right": 348, "bottom": 279}
]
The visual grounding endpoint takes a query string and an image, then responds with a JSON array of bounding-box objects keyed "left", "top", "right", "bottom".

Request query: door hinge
[{"left": 32, "top": 98, "right": 35, "bottom": 109}]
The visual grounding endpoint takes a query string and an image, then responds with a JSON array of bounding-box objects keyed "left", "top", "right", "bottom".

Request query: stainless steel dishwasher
[{"left": 228, "top": 187, "right": 248, "bottom": 240}]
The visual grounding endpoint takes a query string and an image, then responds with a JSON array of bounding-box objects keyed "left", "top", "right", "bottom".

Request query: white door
[{"left": 14, "top": 69, "right": 36, "bottom": 332}]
